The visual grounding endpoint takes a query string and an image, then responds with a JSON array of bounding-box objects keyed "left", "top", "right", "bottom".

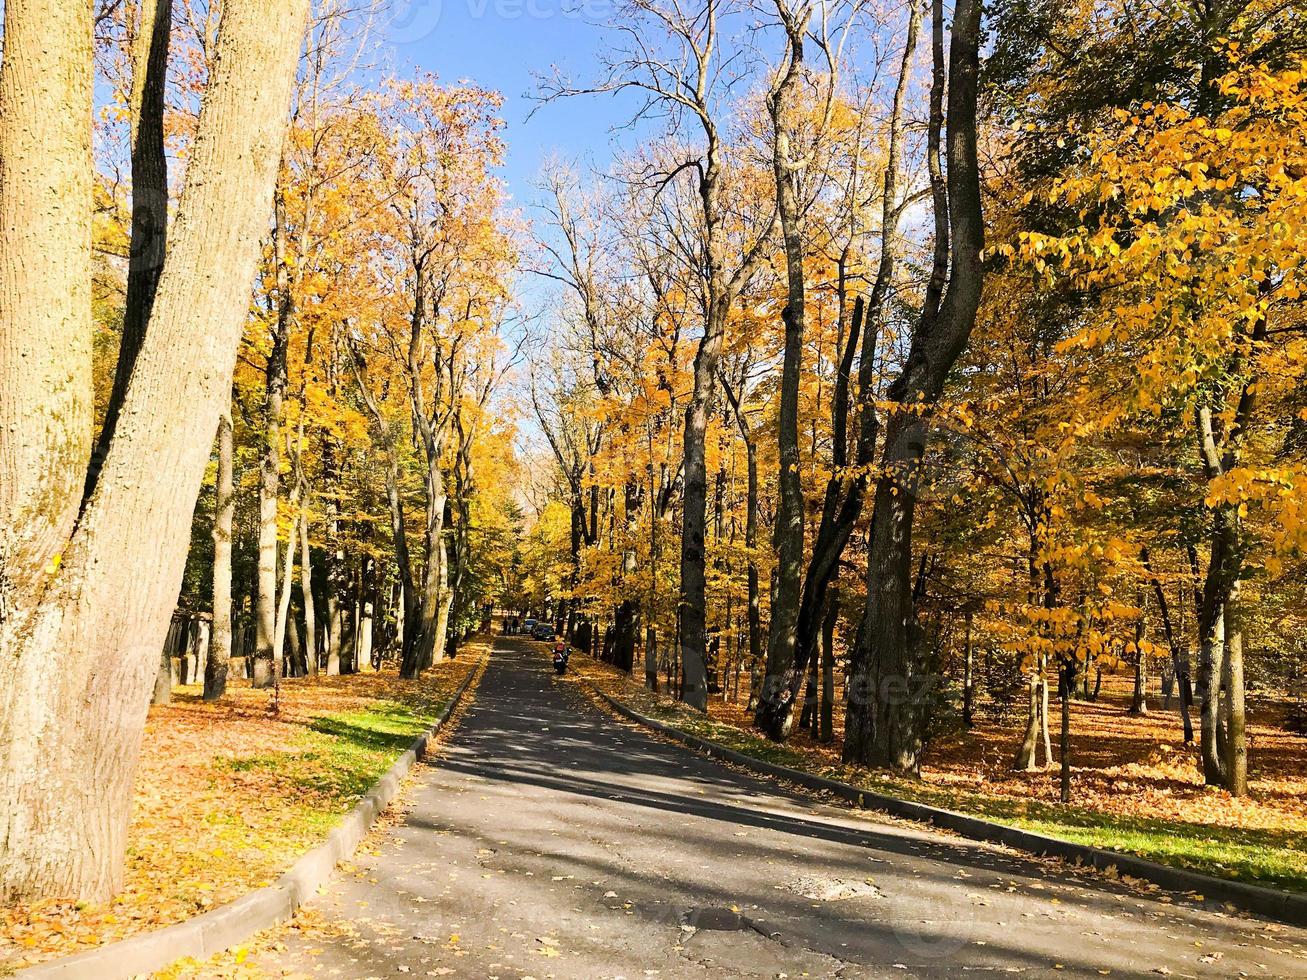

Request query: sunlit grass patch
[{"left": 0, "top": 648, "right": 484, "bottom": 973}]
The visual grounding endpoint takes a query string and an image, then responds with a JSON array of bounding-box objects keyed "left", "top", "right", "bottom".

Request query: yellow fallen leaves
[{"left": 0, "top": 656, "right": 480, "bottom": 973}]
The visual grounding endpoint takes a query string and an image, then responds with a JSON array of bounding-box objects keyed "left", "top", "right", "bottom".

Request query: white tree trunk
[
  {"left": 358, "top": 599, "right": 374, "bottom": 672},
  {"left": 206, "top": 412, "right": 234, "bottom": 700},
  {"left": 299, "top": 514, "right": 318, "bottom": 677},
  {"left": 0, "top": 0, "right": 94, "bottom": 635}
]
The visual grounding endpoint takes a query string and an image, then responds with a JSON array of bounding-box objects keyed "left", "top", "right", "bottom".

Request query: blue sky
[{"left": 384, "top": 0, "right": 644, "bottom": 213}]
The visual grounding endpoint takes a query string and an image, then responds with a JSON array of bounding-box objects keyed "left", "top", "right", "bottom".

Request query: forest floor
[
  {"left": 0, "top": 646, "right": 484, "bottom": 975},
  {"left": 570, "top": 654, "right": 1307, "bottom": 896}
]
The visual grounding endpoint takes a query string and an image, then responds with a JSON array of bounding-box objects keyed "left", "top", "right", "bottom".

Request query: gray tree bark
[
  {"left": 0, "top": 0, "right": 94, "bottom": 636},
  {"left": 755, "top": 0, "right": 811, "bottom": 735},
  {"left": 299, "top": 510, "right": 318, "bottom": 677},
  {"left": 760, "top": 0, "right": 921, "bottom": 739},
  {"left": 254, "top": 190, "right": 294, "bottom": 689},
  {"left": 205, "top": 410, "right": 234, "bottom": 700},
  {"left": 0, "top": 0, "right": 310, "bottom": 902},
  {"left": 843, "top": 0, "right": 986, "bottom": 771}
]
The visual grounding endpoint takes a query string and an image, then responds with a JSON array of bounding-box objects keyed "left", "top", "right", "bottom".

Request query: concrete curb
[
  {"left": 17, "top": 655, "right": 488, "bottom": 980},
  {"left": 586, "top": 682, "right": 1307, "bottom": 929}
]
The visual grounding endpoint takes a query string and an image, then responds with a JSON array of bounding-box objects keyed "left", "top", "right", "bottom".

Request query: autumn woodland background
[{"left": 3, "top": 0, "right": 1307, "bottom": 969}]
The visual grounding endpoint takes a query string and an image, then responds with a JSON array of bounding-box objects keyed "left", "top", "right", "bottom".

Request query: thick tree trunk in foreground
[
  {"left": 0, "top": 0, "right": 94, "bottom": 633},
  {"left": 205, "top": 411, "right": 234, "bottom": 700},
  {"left": 1198, "top": 572, "right": 1229, "bottom": 786},
  {"left": 414, "top": 486, "right": 450, "bottom": 673},
  {"left": 843, "top": 0, "right": 985, "bottom": 771},
  {"left": 0, "top": 0, "right": 309, "bottom": 903},
  {"left": 1013, "top": 657, "right": 1049, "bottom": 771}
]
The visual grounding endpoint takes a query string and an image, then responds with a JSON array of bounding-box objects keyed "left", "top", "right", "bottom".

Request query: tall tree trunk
[
  {"left": 645, "top": 626, "right": 659, "bottom": 692},
  {"left": 415, "top": 482, "right": 449, "bottom": 672},
  {"left": 327, "top": 587, "right": 343, "bottom": 676},
  {"left": 286, "top": 605, "right": 303, "bottom": 677},
  {"left": 1143, "top": 548, "right": 1193, "bottom": 741},
  {"left": 818, "top": 590, "right": 838, "bottom": 744},
  {"left": 0, "top": 0, "right": 309, "bottom": 902},
  {"left": 1199, "top": 593, "right": 1229, "bottom": 785},
  {"left": 358, "top": 557, "right": 375, "bottom": 672},
  {"left": 1193, "top": 279, "right": 1268, "bottom": 786},
  {"left": 678, "top": 304, "right": 728, "bottom": 711},
  {"left": 1059, "top": 662, "right": 1072, "bottom": 804},
  {"left": 299, "top": 511, "right": 318, "bottom": 677},
  {"left": 756, "top": 5, "right": 809, "bottom": 734},
  {"left": 614, "top": 480, "right": 642, "bottom": 673},
  {"left": 1040, "top": 669, "right": 1054, "bottom": 769},
  {"left": 87, "top": 0, "right": 172, "bottom": 499},
  {"left": 766, "top": 0, "right": 921, "bottom": 739},
  {"left": 323, "top": 435, "right": 345, "bottom": 677},
  {"left": 387, "top": 457, "right": 421, "bottom": 674},
  {"left": 352, "top": 348, "right": 421, "bottom": 677},
  {"left": 843, "top": 0, "right": 985, "bottom": 771},
  {"left": 206, "top": 411, "right": 234, "bottom": 700},
  {"left": 723, "top": 378, "right": 763, "bottom": 715},
  {"left": 1130, "top": 596, "right": 1148, "bottom": 715},
  {"left": 253, "top": 193, "right": 293, "bottom": 689},
  {"left": 962, "top": 610, "right": 975, "bottom": 728},
  {"left": 1014, "top": 656, "right": 1046, "bottom": 771},
  {"left": 0, "top": 0, "right": 94, "bottom": 635},
  {"left": 272, "top": 504, "right": 300, "bottom": 680},
  {"left": 1224, "top": 597, "right": 1248, "bottom": 796}
]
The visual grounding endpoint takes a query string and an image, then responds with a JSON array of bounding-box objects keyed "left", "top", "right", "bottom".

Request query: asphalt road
[{"left": 253, "top": 637, "right": 1307, "bottom": 978}]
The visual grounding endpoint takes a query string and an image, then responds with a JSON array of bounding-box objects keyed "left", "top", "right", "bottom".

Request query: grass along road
[{"left": 0, "top": 646, "right": 484, "bottom": 975}]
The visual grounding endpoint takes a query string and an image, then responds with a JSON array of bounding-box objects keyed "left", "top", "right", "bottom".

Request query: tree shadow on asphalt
[{"left": 435, "top": 655, "right": 1260, "bottom": 933}]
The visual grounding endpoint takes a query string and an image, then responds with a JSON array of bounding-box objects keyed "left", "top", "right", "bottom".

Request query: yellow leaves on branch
[
  {"left": 1206, "top": 465, "right": 1307, "bottom": 562},
  {"left": 1010, "top": 54, "right": 1307, "bottom": 417}
]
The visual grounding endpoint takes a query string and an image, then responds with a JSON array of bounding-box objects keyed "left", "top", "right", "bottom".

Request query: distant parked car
[{"left": 522, "top": 618, "right": 538, "bottom": 636}]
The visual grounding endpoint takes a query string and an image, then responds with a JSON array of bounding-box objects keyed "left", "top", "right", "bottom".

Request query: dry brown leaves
[{"left": 0, "top": 651, "right": 482, "bottom": 973}]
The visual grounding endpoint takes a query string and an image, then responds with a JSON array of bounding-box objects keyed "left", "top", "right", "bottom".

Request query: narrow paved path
[{"left": 254, "top": 638, "right": 1307, "bottom": 978}]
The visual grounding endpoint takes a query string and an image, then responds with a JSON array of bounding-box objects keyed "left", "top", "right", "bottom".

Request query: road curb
[
  {"left": 585, "top": 681, "right": 1307, "bottom": 929},
  {"left": 16, "top": 654, "right": 489, "bottom": 980}
]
